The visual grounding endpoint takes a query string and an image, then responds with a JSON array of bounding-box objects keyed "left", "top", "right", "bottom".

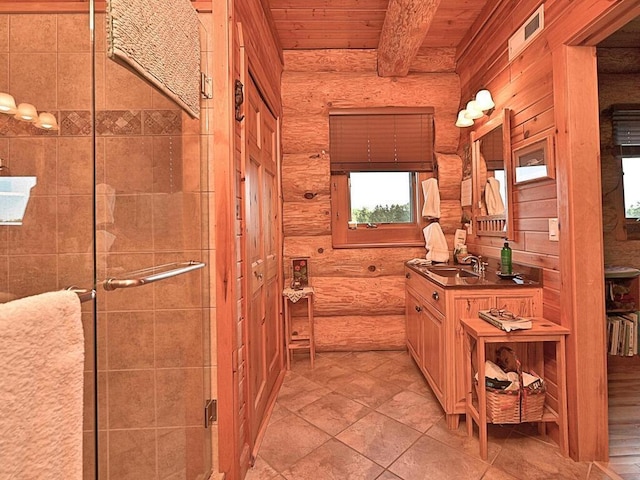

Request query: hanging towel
[
  {"left": 485, "top": 177, "right": 505, "bottom": 216},
  {"left": 0, "top": 291, "right": 84, "bottom": 480},
  {"left": 421, "top": 178, "right": 441, "bottom": 219},
  {"left": 423, "top": 222, "right": 450, "bottom": 263}
]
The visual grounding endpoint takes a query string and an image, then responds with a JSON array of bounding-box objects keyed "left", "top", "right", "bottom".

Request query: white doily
[{"left": 283, "top": 286, "right": 314, "bottom": 303}]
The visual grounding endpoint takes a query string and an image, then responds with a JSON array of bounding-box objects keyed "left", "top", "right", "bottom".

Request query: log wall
[
  {"left": 456, "top": 0, "right": 640, "bottom": 461},
  {"left": 281, "top": 49, "right": 461, "bottom": 350}
]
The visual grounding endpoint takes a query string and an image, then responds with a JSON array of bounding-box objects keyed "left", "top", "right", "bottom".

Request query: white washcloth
[
  {"left": 421, "top": 178, "right": 441, "bottom": 219},
  {"left": 484, "top": 177, "right": 505, "bottom": 215},
  {"left": 423, "top": 222, "right": 450, "bottom": 263},
  {"left": 0, "top": 291, "right": 84, "bottom": 479},
  {"left": 96, "top": 183, "right": 116, "bottom": 224}
]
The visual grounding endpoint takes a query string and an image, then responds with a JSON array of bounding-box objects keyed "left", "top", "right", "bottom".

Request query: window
[
  {"left": 329, "top": 107, "right": 434, "bottom": 248},
  {"left": 612, "top": 105, "right": 640, "bottom": 237}
]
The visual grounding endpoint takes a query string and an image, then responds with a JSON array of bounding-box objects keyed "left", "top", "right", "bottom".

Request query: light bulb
[
  {"left": 15, "top": 103, "right": 38, "bottom": 122},
  {"left": 455, "top": 110, "right": 474, "bottom": 127},
  {"left": 464, "top": 101, "right": 483, "bottom": 120},
  {"left": 0, "top": 92, "right": 17, "bottom": 114},
  {"left": 35, "top": 112, "right": 58, "bottom": 130},
  {"left": 475, "top": 89, "right": 495, "bottom": 111}
]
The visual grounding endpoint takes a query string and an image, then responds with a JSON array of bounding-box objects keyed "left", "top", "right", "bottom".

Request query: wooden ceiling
[
  {"left": 267, "top": 0, "right": 488, "bottom": 50},
  {"left": 266, "top": 0, "right": 490, "bottom": 76}
]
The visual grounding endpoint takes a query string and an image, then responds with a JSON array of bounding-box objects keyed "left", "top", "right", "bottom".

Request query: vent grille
[{"left": 509, "top": 5, "right": 545, "bottom": 62}]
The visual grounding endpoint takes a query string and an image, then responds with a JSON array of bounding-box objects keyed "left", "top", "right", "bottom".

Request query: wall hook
[{"left": 234, "top": 80, "right": 245, "bottom": 122}]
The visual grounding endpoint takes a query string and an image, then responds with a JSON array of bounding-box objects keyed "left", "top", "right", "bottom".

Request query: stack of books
[
  {"left": 479, "top": 309, "right": 532, "bottom": 332},
  {"left": 607, "top": 312, "right": 639, "bottom": 356}
]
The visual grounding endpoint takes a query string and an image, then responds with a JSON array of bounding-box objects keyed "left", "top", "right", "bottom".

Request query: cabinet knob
[
  {"left": 415, "top": 305, "right": 422, "bottom": 312},
  {"left": 405, "top": 272, "right": 411, "bottom": 279},
  {"left": 432, "top": 291, "right": 439, "bottom": 301}
]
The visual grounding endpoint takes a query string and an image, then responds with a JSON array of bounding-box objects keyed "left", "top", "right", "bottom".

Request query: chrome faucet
[{"left": 463, "top": 255, "right": 488, "bottom": 274}]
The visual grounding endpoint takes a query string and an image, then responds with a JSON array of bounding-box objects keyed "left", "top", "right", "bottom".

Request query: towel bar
[
  {"left": 65, "top": 286, "right": 96, "bottom": 303},
  {"left": 103, "top": 260, "right": 205, "bottom": 291}
]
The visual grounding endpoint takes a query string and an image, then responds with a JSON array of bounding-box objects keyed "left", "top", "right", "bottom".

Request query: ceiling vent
[{"left": 508, "top": 4, "right": 545, "bottom": 62}]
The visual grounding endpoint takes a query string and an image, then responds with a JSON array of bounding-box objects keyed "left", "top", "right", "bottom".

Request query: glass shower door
[{"left": 93, "top": 3, "right": 211, "bottom": 479}]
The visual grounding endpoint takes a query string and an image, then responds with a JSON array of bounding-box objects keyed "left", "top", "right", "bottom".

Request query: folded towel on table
[
  {"left": 421, "top": 178, "right": 441, "bottom": 219},
  {"left": 423, "top": 222, "right": 450, "bottom": 263},
  {"left": 484, "top": 177, "right": 505, "bottom": 215},
  {"left": 0, "top": 291, "right": 84, "bottom": 479}
]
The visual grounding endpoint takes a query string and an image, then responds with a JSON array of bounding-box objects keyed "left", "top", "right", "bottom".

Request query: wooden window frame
[
  {"left": 329, "top": 107, "right": 435, "bottom": 248},
  {"left": 331, "top": 171, "right": 432, "bottom": 249}
]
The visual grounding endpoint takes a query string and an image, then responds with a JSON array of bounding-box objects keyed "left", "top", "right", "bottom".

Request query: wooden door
[{"left": 244, "top": 74, "right": 283, "bottom": 448}]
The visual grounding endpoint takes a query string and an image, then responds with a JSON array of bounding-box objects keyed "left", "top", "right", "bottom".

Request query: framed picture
[
  {"left": 512, "top": 132, "right": 555, "bottom": 184},
  {"left": 291, "top": 257, "right": 309, "bottom": 290}
]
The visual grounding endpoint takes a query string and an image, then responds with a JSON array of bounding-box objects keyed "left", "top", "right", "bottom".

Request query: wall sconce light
[
  {"left": 455, "top": 89, "right": 495, "bottom": 127},
  {"left": 0, "top": 93, "right": 17, "bottom": 114},
  {"left": 15, "top": 103, "right": 38, "bottom": 122},
  {"left": 35, "top": 112, "right": 59, "bottom": 130}
]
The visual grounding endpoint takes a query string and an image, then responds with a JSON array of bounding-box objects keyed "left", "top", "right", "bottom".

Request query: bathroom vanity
[{"left": 404, "top": 261, "right": 542, "bottom": 428}]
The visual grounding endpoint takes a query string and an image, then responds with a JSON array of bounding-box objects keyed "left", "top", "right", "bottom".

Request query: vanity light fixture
[
  {"left": 15, "top": 103, "right": 38, "bottom": 122},
  {"left": 455, "top": 89, "right": 496, "bottom": 128},
  {"left": 35, "top": 112, "right": 59, "bottom": 130},
  {"left": 0, "top": 92, "right": 17, "bottom": 114}
]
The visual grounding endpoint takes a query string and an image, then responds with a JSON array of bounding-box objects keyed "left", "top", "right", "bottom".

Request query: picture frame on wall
[
  {"left": 291, "top": 257, "right": 309, "bottom": 290},
  {"left": 512, "top": 132, "right": 556, "bottom": 184}
]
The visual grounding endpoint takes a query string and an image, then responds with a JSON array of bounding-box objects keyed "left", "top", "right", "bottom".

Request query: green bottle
[{"left": 501, "top": 241, "right": 512, "bottom": 275}]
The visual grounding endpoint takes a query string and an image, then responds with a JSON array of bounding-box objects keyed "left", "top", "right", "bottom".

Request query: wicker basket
[{"left": 478, "top": 347, "right": 546, "bottom": 424}]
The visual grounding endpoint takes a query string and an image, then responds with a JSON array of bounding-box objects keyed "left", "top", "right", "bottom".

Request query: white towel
[
  {"left": 421, "top": 178, "right": 441, "bottom": 219},
  {"left": 484, "top": 177, "right": 505, "bottom": 215},
  {"left": 0, "top": 291, "right": 84, "bottom": 479},
  {"left": 423, "top": 222, "right": 450, "bottom": 263}
]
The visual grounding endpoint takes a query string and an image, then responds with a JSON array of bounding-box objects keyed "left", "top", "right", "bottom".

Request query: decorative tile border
[{"left": 0, "top": 110, "right": 184, "bottom": 137}]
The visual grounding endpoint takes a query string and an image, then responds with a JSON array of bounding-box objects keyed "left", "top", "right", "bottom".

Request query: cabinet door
[
  {"left": 452, "top": 295, "right": 493, "bottom": 411},
  {"left": 406, "top": 288, "right": 423, "bottom": 365},
  {"left": 422, "top": 302, "right": 445, "bottom": 403}
]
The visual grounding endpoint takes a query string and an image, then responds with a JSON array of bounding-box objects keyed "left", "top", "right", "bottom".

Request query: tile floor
[{"left": 246, "top": 350, "right": 615, "bottom": 480}]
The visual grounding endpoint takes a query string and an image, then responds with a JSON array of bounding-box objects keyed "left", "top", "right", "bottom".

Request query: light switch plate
[{"left": 549, "top": 218, "right": 559, "bottom": 241}]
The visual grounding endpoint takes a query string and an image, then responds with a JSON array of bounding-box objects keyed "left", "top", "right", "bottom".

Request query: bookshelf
[{"left": 605, "top": 267, "right": 640, "bottom": 357}]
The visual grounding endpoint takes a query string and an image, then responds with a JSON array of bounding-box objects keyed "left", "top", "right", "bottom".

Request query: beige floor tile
[
  {"left": 297, "top": 391, "right": 371, "bottom": 436},
  {"left": 426, "top": 417, "right": 510, "bottom": 461},
  {"left": 368, "top": 357, "right": 424, "bottom": 389},
  {"left": 296, "top": 362, "right": 355, "bottom": 387},
  {"left": 337, "top": 411, "right": 421, "bottom": 468},
  {"left": 375, "top": 471, "right": 402, "bottom": 479},
  {"left": 276, "top": 374, "right": 331, "bottom": 412},
  {"left": 388, "top": 435, "right": 488, "bottom": 480},
  {"left": 281, "top": 439, "right": 383, "bottom": 480},
  {"left": 343, "top": 351, "right": 394, "bottom": 372},
  {"left": 376, "top": 390, "right": 444, "bottom": 433},
  {"left": 493, "top": 431, "right": 591, "bottom": 479},
  {"left": 244, "top": 456, "right": 283, "bottom": 480},
  {"left": 330, "top": 372, "right": 404, "bottom": 409},
  {"left": 480, "top": 466, "right": 520, "bottom": 479},
  {"left": 258, "top": 411, "right": 331, "bottom": 473}
]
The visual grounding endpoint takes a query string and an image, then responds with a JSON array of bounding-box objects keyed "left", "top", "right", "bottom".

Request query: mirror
[
  {"left": 512, "top": 132, "right": 555, "bottom": 184},
  {"left": 471, "top": 108, "right": 513, "bottom": 239}
]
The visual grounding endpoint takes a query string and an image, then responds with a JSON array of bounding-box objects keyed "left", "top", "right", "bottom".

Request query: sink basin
[{"left": 426, "top": 267, "right": 479, "bottom": 278}]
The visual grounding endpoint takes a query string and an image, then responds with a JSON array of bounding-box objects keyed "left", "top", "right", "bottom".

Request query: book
[{"left": 478, "top": 310, "right": 532, "bottom": 332}]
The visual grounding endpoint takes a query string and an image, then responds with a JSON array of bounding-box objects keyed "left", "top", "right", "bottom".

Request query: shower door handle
[{"left": 103, "top": 261, "right": 205, "bottom": 291}]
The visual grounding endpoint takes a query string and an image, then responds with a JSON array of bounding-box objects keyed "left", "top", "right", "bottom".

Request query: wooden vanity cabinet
[{"left": 404, "top": 266, "right": 542, "bottom": 429}]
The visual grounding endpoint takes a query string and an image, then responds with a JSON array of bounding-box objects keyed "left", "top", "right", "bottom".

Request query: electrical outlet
[{"left": 549, "top": 218, "right": 559, "bottom": 241}]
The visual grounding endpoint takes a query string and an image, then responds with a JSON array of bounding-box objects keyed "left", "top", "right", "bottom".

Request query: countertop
[{"left": 405, "top": 261, "right": 542, "bottom": 289}]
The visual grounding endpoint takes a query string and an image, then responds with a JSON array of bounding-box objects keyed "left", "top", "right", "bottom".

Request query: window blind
[
  {"left": 612, "top": 106, "right": 640, "bottom": 156},
  {"left": 329, "top": 107, "right": 435, "bottom": 173}
]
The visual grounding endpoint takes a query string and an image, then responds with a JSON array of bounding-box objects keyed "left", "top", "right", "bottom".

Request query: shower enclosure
[{"left": 0, "top": 2, "right": 213, "bottom": 478}]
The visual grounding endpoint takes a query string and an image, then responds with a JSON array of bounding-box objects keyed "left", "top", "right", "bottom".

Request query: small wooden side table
[
  {"left": 282, "top": 286, "right": 315, "bottom": 370},
  {"left": 461, "top": 316, "right": 570, "bottom": 460}
]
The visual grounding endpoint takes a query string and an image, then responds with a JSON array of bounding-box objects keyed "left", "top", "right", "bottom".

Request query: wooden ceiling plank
[
  {"left": 377, "top": 0, "right": 443, "bottom": 77},
  {"left": 269, "top": 0, "right": 388, "bottom": 8}
]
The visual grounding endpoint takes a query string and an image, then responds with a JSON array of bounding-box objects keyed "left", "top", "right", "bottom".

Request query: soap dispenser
[{"left": 501, "top": 240, "right": 512, "bottom": 275}]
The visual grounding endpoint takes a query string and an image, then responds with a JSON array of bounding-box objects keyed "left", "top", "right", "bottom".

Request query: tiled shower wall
[{"left": 0, "top": 12, "right": 212, "bottom": 479}]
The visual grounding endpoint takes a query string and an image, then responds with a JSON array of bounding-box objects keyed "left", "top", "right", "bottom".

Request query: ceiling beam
[{"left": 377, "top": 0, "right": 442, "bottom": 77}]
